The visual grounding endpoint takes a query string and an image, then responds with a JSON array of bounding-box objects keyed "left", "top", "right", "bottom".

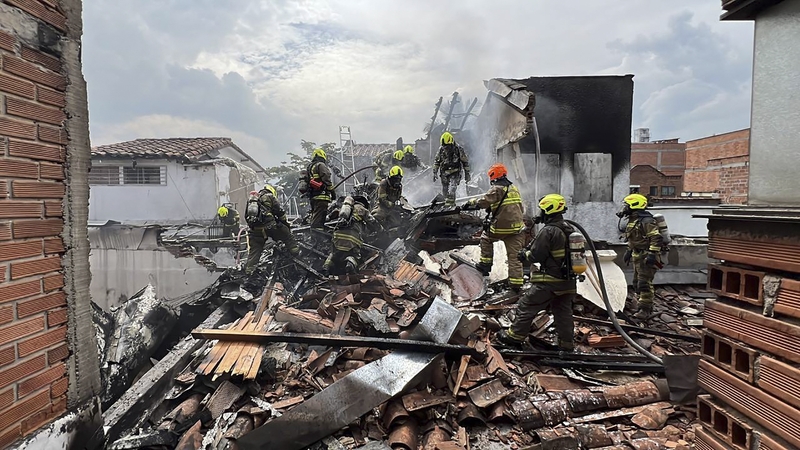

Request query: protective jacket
[
  {"left": 433, "top": 144, "right": 470, "bottom": 178},
  {"left": 254, "top": 190, "right": 287, "bottom": 229},
  {"left": 625, "top": 211, "right": 663, "bottom": 253},
  {"left": 376, "top": 178, "right": 402, "bottom": 209},
  {"left": 470, "top": 179, "right": 523, "bottom": 235},
  {"left": 527, "top": 215, "right": 575, "bottom": 282},
  {"left": 307, "top": 159, "right": 334, "bottom": 202},
  {"left": 219, "top": 207, "right": 239, "bottom": 227},
  {"left": 374, "top": 151, "right": 402, "bottom": 179},
  {"left": 332, "top": 204, "right": 375, "bottom": 252}
]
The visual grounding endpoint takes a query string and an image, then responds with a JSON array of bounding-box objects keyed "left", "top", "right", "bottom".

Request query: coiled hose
[{"left": 566, "top": 219, "right": 664, "bottom": 365}]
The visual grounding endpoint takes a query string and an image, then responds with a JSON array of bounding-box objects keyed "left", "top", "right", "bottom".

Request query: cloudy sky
[{"left": 82, "top": 1, "right": 754, "bottom": 167}]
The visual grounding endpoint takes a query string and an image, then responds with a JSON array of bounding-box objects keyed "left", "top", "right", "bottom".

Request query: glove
[
  {"left": 461, "top": 201, "right": 473, "bottom": 210},
  {"left": 518, "top": 249, "right": 531, "bottom": 262},
  {"left": 330, "top": 189, "right": 337, "bottom": 201},
  {"left": 645, "top": 252, "right": 657, "bottom": 267},
  {"left": 464, "top": 173, "right": 471, "bottom": 183},
  {"left": 623, "top": 249, "right": 632, "bottom": 266}
]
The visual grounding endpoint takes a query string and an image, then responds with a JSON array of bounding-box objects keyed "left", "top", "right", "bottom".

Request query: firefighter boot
[
  {"left": 496, "top": 329, "right": 525, "bottom": 348},
  {"left": 634, "top": 303, "right": 654, "bottom": 321},
  {"left": 558, "top": 339, "right": 575, "bottom": 352},
  {"left": 475, "top": 261, "right": 491, "bottom": 276}
]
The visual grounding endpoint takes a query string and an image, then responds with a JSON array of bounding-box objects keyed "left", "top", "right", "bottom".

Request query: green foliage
[{"left": 264, "top": 140, "right": 336, "bottom": 206}]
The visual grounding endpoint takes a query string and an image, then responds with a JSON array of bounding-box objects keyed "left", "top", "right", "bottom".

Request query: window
[
  {"left": 649, "top": 186, "right": 658, "bottom": 196},
  {"left": 661, "top": 186, "right": 676, "bottom": 196},
  {"left": 89, "top": 165, "right": 121, "bottom": 185},
  {"left": 122, "top": 166, "right": 166, "bottom": 185}
]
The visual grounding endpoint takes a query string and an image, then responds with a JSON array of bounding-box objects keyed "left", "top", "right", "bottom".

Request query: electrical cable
[{"left": 565, "top": 219, "right": 664, "bottom": 365}]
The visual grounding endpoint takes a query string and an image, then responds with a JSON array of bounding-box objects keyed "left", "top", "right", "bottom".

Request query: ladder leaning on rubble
[{"left": 338, "top": 125, "right": 358, "bottom": 196}]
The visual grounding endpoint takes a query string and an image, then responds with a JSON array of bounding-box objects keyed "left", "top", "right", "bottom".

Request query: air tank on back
[
  {"left": 652, "top": 213, "right": 672, "bottom": 245},
  {"left": 569, "top": 232, "right": 588, "bottom": 274}
]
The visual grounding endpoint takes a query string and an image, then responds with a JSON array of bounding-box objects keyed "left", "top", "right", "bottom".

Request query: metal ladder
[{"left": 338, "top": 126, "right": 358, "bottom": 195}]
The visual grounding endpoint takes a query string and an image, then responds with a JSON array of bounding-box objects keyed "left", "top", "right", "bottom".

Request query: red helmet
[{"left": 487, "top": 163, "right": 508, "bottom": 181}]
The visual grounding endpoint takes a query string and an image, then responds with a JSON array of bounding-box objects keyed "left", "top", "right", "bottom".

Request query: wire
[{"left": 565, "top": 219, "right": 664, "bottom": 365}]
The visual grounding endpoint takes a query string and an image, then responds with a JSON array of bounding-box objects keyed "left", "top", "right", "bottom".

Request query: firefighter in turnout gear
[
  {"left": 619, "top": 193, "right": 663, "bottom": 320},
  {"left": 401, "top": 145, "right": 424, "bottom": 171},
  {"left": 323, "top": 195, "right": 377, "bottom": 275},
  {"left": 304, "top": 148, "right": 336, "bottom": 229},
  {"left": 217, "top": 204, "right": 240, "bottom": 237},
  {"left": 372, "top": 165, "right": 403, "bottom": 229},
  {"left": 244, "top": 185, "right": 299, "bottom": 275},
  {"left": 462, "top": 163, "right": 525, "bottom": 290},
  {"left": 433, "top": 132, "right": 470, "bottom": 206},
  {"left": 497, "top": 194, "right": 576, "bottom": 351},
  {"left": 374, "top": 150, "right": 405, "bottom": 181}
]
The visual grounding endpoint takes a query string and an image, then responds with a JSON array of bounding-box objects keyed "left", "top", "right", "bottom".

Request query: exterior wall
[
  {"left": 212, "top": 145, "right": 266, "bottom": 179},
  {"left": 749, "top": 0, "right": 800, "bottom": 205},
  {"left": 685, "top": 129, "right": 750, "bottom": 204},
  {"left": 630, "top": 165, "right": 682, "bottom": 197},
  {"left": 631, "top": 140, "right": 686, "bottom": 176},
  {"left": 89, "top": 159, "right": 221, "bottom": 224},
  {"left": 0, "top": 0, "right": 100, "bottom": 447}
]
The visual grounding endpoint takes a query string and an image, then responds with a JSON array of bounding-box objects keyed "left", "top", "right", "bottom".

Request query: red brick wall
[
  {"left": 630, "top": 164, "right": 683, "bottom": 197},
  {"left": 631, "top": 140, "right": 686, "bottom": 176},
  {"left": 0, "top": 1, "right": 71, "bottom": 446},
  {"left": 685, "top": 129, "right": 750, "bottom": 204}
]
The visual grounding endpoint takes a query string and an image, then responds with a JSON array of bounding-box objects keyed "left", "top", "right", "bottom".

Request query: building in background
[
  {"left": 684, "top": 129, "right": 750, "bottom": 204},
  {"left": 630, "top": 165, "right": 682, "bottom": 198},
  {"left": 630, "top": 138, "right": 686, "bottom": 198}
]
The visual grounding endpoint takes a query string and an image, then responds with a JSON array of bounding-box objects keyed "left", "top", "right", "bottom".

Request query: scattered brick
[
  {"left": 39, "top": 162, "right": 64, "bottom": 180},
  {"left": 0, "top": 354, "right": 45, "bottom": 389},
  {"left": 8, "top": 140, "right": 63, "bottom": 163},
  {"left": 20, "top": 47, "right": 60, "bottom": 73},
  {"left": 0, "top": 30, "right": 15, "bottom": 52},
  {"left": 0, "top": 118, "right": 36, "bottom": 140},
  {"left": 0, "top": 159, "right": 39, "bottom": 179},
  {"left": 46, "top": 308, "right": 66, "bottom": 327},
  {"left": 0, "top": 390, "right": 49, "bottom": 433},
  {"left": 50, "top": 376, "right": 66, "bottom": 398},
  {"left": 0, "top": 73, "right": 35, "bottom": 99},
  {"left": 42, "top": 237, "right": 63, "bottom": 254},
  {"left": 17, "top": 326, "right": 66, "bottom": 357},
  {"left": 12, "top": 218, "right": 63, "bottom": 239},
  {"left": 44, "top": 201, "right": 62, "bottom": 217},
  {"left": 0, "top": 316, "right": 44, "bottom": 347},
  {"left": 0, "top": 239, "right": 42, "bottom": 262},
  {"left": 0, "top": 307, "right": 12, "bottom": 326},
  {"left": 41, "top": 273, "right": 63, "bottom": 292},
  {"left": 0, "top": 201, "right": 42, "bottom": 219},
  {"left": 0, "top": 389, "right": 13, "bottom": 410},
  {"left": 2, "top": 55, "right": 65, "bottom": 91},
  {"left": 10, "top": 256, "right": 61, "bottom": 280},
  {"left": 46, "top": 344, "right": 67, "bottom": 364},
  {"left": 0, "top": 347, "right": 14, "bottom": 367},
  {"left": 35, "top": 86, "right": 65, "bottom": 108},
  {"left": 17, "top": 363, "right": 64, "bottom": 398},
  {"left": 17, "top": 292, "right": 65, "bottom": 318},
  {"left": 0, "top": 279, "right": 40, "bottom": 303},
  {"left": 36, "top": 125, "right": 67, "bottom": 145},
  {"left": 5, "top": 97, "right": 65, "bottom": 126},
  {"left": 4, "top": 0, "right": 67, "bottom": 32}
]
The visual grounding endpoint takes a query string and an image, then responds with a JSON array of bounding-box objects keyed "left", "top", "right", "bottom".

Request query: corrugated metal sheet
[{"left": 698, "top": 360, "right": 800, "bottom": 448}]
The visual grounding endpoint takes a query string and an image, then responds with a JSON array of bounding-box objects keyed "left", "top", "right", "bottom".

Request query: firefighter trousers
[
  {"left": 245, "top": 224, "right": 298, "bottom": 275},
  {"left": 632, "top": 251, "right": 659, "bottom": 307},
  {"left": 479, "top": 231, "right": 525, "bottom": 288},
  {"left": 372, "top": 205, "right": 399, "bottom": 229},
  {"left": 511, "top": 281, "right": 576, "bottom": 346},
  {"left": 323, "top": 247, "right": 361, "bottom": 275},
  {"left": 441, "top": 173, "right": 461, "bottom": 206},
  {"left": 309, "top": 199, "right": 330, "bottom": 229}
]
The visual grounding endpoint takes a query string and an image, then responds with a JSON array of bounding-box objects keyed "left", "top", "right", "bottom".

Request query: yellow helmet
[
  {"left": 441, "top": 132, "right": 455, "bottom": 145},
  {"left": 217, "top": 206, "right": 229, "bottom": 218},
  {"left": 312, "top": 148, "right": 327, "bottom": 160},
  {"left": 404, "top": 145, "right": 414, "bottom": 154},
  {"left": 624, "top": 193, "right": 648, "bottom": 210},
  {"left": 389, "top": 166, "right": 404, "bottom": 178},
  {"left": 539, "top": 194, "right": 567, "bottom": 215},
  {"left": 393, "top": 150, "right": 405, "bottom": 161},
  {"left": 264, "top": 184, "right": 277, "bottom": 197}
]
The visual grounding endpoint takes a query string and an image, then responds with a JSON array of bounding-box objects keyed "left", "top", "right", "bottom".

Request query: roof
[
  {"left": 721, "top": 0, "right": 784, "bottom": 20},
  {"left": 92, "top": 138, "right": 242, "bottom": 163},
  {"left": 345, "top": 143, "right": 412, "bottom": 157}
]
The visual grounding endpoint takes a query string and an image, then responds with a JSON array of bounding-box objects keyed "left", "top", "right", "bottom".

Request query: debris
[
  {"left": 272, "top": 395, "right": 305, "bottom": 409},
  {"left": 468, "top": 379, "right": 514, "bottom": 408},
  {"left": 587, "top": 333, "right": 627, "bottom": 348},
  {"left": 631, "top": 404, "right": 673, "bottom": 430},
  {"left": 534, "top": 374, "right": 583, "bottom": 392},
  {"left": 401, "top": 390, "right": 452, "bottom": 412},
  {"left": 206, "top": 381, "right": 245, "bottom": 420}
]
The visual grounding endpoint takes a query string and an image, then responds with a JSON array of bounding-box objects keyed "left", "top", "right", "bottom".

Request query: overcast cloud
[{"left": 83, "top": 1, "right": 754, "bottom": 167}]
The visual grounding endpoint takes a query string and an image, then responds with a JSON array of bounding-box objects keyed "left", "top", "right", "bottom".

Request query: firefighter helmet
[
  {"left": 389, "top": 166, "right": 403, "bottom": 178},
  {"left": 393, "top": 150, "right": 405, "bottom": 161},
  {"left": 217, "top": 206, "right": 229, "bottom": 218},
  {"left": 623, "top": 193, "right": 648, "bottom": 210},
  {"left": 404, "top": 145, "right": 414, "bottom": 154},
  {"left": 312, "top": 148, "right": 327, "bottom": 160},
  {"left": 441, "top": 132, "right": 455, "bottom": 145},
  {"left": 487, "top": 163, "right": 508, "bottom": 181},
  {"left": 539, "top": 194, "right": 567, "bottom": 215},
  {"left": 264, "top": 184, "right": 277, "bottom": 197}
]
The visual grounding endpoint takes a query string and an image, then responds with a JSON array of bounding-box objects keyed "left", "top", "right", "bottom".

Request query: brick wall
[
  {"left": 631, "top": 139, "right": 686, "bottom": 176},
  {"left": 630, "top": 164, "right": 683, "bottom": 197},
  {"left": 0, "top": 0, "right": 97, "bottom": 446},
  {"left": 685, "top": 129, "right": 750, "bottom": 204}
]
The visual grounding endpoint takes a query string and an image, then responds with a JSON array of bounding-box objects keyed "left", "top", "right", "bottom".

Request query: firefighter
[
  {"left": 497, "top": 194, "right": 576, "bottom": 351},
  {"left": 401, "top": 145, "right": 424, "bottom": 171},
  {"left": 244, "top": 184, "right": 299, "bottom": 275},
  {"left": 461, "top": 163, "right": 525, "bottom": 290},
  {"left": 372, "top": 165, "right": 403, "bottom": 229},
  {"left": 433, "top": 132, "right": 470, "bottom": 206},
  {"left": 323, "top": 195, "right": 377, "bottom": 275},
  {"left": 217, "top": 203, "right": 240, "bottom": 237},
  {"left": 619, "top": 193, "right": 663, "bottom": 319},
  {"left": 304, "top": 148, "right": 336, "bottom": 229},
  {"left": 374, "top": 150, "right": 405, "bottom": 181}
]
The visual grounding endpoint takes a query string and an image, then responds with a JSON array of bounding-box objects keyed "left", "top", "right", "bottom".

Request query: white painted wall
[
  {"left": 648, "top": 206, "right": 713, "bottom": 238},
  {"left": 213, "top": 145, "right": 266, "bottom": 176},
  {"left": 90, "top": 160, "right": 219, "bottom": 224},
  {"left": 749, "top": 0, "right": 800, "bottom": 205}
]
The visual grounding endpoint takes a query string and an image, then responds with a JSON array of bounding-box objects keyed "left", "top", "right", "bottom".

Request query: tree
[{"left": 263, "top": 140, "right": 337, "bottom": 213}]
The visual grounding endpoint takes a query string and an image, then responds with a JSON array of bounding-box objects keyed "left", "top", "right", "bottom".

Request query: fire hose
[
  {"left": 333, "top": 165, "right": 378, "bottom": 190},
  {"left": 565, "top": 219, "right": 663, "bottom": 365}
]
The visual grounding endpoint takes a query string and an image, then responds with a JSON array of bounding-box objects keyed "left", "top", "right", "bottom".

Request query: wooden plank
[
  {"left": 215, "top": 313, "right": 262, "bottom": 376},
  {"left": 233, "top": 313, "right": 272, "bottom": 378},
  {"left": 197, "top": 312, "right": 253, "bottom": 376}
]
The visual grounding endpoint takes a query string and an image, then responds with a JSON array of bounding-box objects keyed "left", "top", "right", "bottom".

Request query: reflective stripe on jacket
[{"left": 473, "top": 182, "right": 524, "bottom": 235}]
